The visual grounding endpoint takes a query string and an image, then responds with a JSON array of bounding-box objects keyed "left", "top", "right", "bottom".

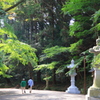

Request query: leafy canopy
[{"left": 0, "top": 20, "right": 38, "bottom": 77}]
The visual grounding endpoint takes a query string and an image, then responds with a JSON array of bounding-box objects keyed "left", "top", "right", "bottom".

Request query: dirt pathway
[{"left": 0, "top": 88, "right": 85, "bottom": 100}]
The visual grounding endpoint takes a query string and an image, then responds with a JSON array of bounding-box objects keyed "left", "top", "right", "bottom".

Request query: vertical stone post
[
  {"left": 71, "top": 75, "right": 75, "bottom": 87},
  {"left": 86, "top": 37, "right": 100, "bottom": 100}
]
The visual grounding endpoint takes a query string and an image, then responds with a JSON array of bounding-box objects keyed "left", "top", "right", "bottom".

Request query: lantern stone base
[
  {"left": 66, "top": 86, "right": 80, "bottom": 94},
  {"left": 86, "top": 86, "right": 100, "bottom": 100}
]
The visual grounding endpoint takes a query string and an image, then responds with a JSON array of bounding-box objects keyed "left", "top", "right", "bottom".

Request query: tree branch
[{"left": 4, "top": 0, "right": 26, "bottom": 12}]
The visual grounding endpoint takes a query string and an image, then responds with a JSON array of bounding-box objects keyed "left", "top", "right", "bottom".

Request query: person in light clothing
[{"left": 28, "top": 78, "right": 34, "bottom": 93}]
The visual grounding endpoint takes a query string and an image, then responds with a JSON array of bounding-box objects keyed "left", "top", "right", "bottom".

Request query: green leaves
[
  {"left": 0, "top": 22, "right": 38, "bottom": 77},
  {"left": 92, "top": 54, "right": 100, "bottom": 68},
  {"left": 90, "top": 10, "right": 100, "bottom": 36},
  {"left": 41, "top": 46, "right": 68, "bottom": 59},
  {"left": 0, "top": 51, "right": 10, "bottom": 77},
  {"left": 43, "top": 76, "right": 51, "bottom": 81},
  {"left": 0, "top": 22, "right": 17, "bottom": 41},
  {"left": 0, "top": 39, "right": 38, "bottom": 66},
  {"left": 35, "top": 61, "right": 58, "bottom": 71},
  {"left": 69, "top": 39, "right": 83, "bottom": 52},
  {"left": 92, "top": 10, "right": 100, "bottom": 24},
  {"left": 62, "top": 0, "right": 83, "bottom": 15}
]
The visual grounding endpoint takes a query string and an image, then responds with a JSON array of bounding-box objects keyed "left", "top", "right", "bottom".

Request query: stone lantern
[
  {"left": 66, "top": 59, "right": 80, "bottom": 94},
  {"left": 86, "top": 37, "right": 100, "bottom": 100}
]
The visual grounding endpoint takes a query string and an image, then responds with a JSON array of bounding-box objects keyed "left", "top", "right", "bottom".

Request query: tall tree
[
  {"left": 10, "top": 0, "right": 71, "bottom": 83},
  {"left": 62, "top": 0, "right": 100, "bottom": 85},
  {"left": 62, "top": 0, "right": 100, "bottom": 52}
]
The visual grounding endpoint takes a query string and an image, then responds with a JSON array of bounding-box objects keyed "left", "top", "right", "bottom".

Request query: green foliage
[
  {"left": 35, "top": 61, "right": 58, "bottom": 71},
  {"left": 92, "top": 54, "right": 100, "bottom": 68},
  {"left": 43, "top": 76, "right": 51, "bottom": 81},
  {"left": 56, "top": 67, "right": 66, "bottom": 74},
  {"left": 62, "top": 0, "right": 98, "bottom": 15},
  {"left": 0, "top": 21, "right": 38, "bottom": 77},
  {"left": 35, "top": 61, "right": 58, "bottom": 83},
  {"left": 0, "top": 39, "right": 38, "bottom": 66},
  {"left": 70, "top": 21, "right": 82, "bottom": 36},
  {"left": 0, "top": 7, "right": 5, "bottom": 15},
  {"left": 69, "top": 39, "right": 83, "bottom": 52},
  {"left": 62, "top": 0, "right": 100, "bottom": 39},
  {"left": 61, "top": 0, "right": 100, "bottom": 66},
  {"left": 0, "top": 22, "right": 17, "bottom": 39},
  {"left": 0, "top": 51, "right": 12, "bottom": 77},
  {"left": 0, "top": 0, "right": 98, "bottom": 86},
  {"left": 62, "top": 0, "right": 83, "bottom": 15},
  {"left": 41, "top": 46, "right": 68, "bottom": 60},
  {"left": 92, "top": 10, "right": 100, "bottom": 25},
  {"left": 70, "top": 21, "right": 90, "bottom": 38},
  {"left": 90, "top": 10, "right": 100, "bottom": 36},
  {"left": 16, "top": 0, "right": 41, "bottom": 21},
  {"left": 0, "top": 0, "right": 21, "bottom": 14}
]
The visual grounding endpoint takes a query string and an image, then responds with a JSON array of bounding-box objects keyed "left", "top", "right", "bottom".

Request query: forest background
[{"left": 0, "top": 0, "right": 100, "bottom": 94}]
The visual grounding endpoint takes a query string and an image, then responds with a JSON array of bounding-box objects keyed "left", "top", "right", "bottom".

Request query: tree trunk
[
  {"left": 37, "top": 70, "right": 41, "bottom": 83},
  {"left": 52, "top": 68, "right": 56, "bottom": 84},
  {"left": 28, "top": 62, "right": 34, "bottom": 78}
]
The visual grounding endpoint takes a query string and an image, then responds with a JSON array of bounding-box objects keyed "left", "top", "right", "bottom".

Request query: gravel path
[{"left": 0, "top": 88, "right": 85, "bottom": 100}]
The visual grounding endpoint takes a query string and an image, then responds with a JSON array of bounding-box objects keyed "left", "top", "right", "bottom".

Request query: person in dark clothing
[{"left": 20, "top": 78, "right": 26, "bottom": 94}]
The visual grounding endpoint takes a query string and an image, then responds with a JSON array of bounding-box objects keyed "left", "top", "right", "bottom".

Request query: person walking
[
  {"left": 20, "top": 78, "right": 26, "bottom": 94},
  {"left": 28, "top": 78, "right": 34, "bottom": 93}
]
